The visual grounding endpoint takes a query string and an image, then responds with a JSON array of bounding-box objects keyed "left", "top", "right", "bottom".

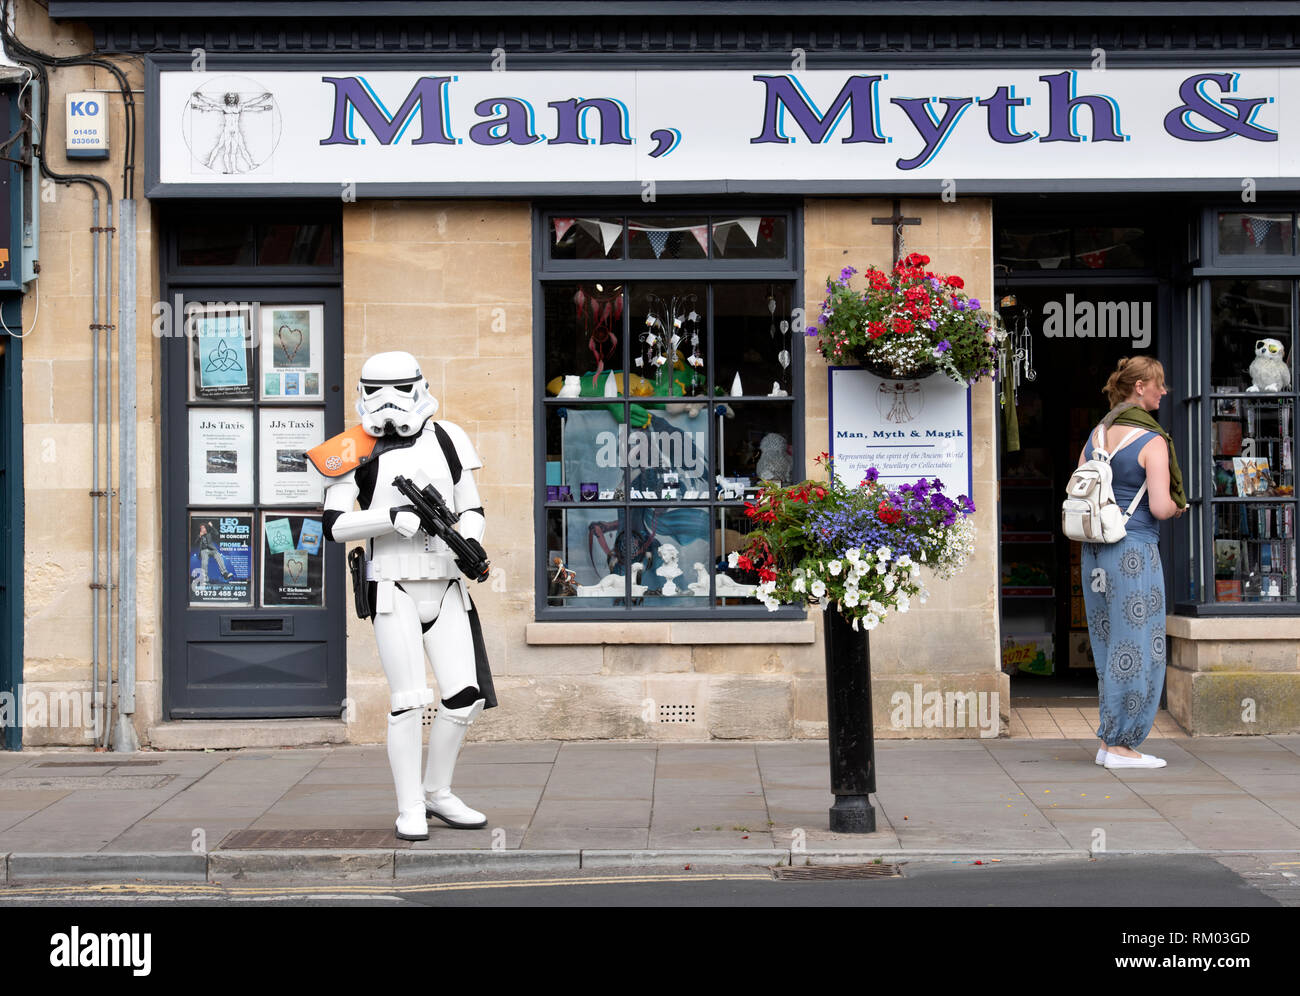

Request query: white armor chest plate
[{"left": 367, "top": 429, "right": 458, "bottom": 570}]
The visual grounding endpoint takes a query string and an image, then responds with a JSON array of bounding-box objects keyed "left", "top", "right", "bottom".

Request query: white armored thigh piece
[
  {"left": 423, "top": 581, "right": 478, "bottom": 701},
  {"left": 372, "top": 587, "right": 435, "bottom": 712}
]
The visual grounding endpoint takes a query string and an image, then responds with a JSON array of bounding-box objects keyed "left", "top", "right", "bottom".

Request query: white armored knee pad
[{"left": 437, "top": 698, "right": 485, "bottom": 727}]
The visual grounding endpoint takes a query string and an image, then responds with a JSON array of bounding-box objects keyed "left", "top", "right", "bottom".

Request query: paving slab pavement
[{"left": 0, "top": 735, "right": 1297, "bottom": 883}]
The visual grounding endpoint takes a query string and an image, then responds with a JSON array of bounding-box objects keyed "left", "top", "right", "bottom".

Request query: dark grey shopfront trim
[
  {"left": 54, "top": 3, "right": 1300, "bottom": 17},
  {"left": 144, "top": 179, "right": 1300, "bottom": 200}
]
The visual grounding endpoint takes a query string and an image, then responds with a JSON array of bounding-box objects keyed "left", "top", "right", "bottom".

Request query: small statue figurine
[
  {"left": 548, "top": 557, "right": 577, "bottom": 598},
  {"left": 657, "top": 543, "right": 683, "bottom": 595},
  {"left": 308, "top": 351, "right": 494, "bottom": 841}
]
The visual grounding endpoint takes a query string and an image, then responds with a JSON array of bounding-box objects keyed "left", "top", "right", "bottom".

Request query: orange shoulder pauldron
[{"left": 306, "top": 424, "right": 377, "bottom": 478}]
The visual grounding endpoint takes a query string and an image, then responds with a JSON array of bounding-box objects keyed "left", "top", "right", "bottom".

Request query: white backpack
[{"left": 1061, "top": 425, "right": 1149, "bottom": 543}]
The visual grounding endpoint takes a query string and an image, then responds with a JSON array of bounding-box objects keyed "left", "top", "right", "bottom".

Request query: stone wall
[
  {"left": 804, "top": 198, "right": 1008, "bottom": 738},
  {"left": 339, "top": 196, "right": 1006, "bottom": 744},
  {"left": 17, "top": 0, "right": 161, "bottom": 746}
]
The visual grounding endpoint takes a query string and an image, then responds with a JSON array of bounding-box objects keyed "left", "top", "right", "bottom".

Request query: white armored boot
[
  {"left": 387, "top": 709, "right": 430, "bottom": 841},
  {"left": 423, "top": 699, "right": 487, "bottom": 829}
]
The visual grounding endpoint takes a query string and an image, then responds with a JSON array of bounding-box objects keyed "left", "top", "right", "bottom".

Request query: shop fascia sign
[{"left": 154, "top": 67, "right": 1293, "bottom": 191}]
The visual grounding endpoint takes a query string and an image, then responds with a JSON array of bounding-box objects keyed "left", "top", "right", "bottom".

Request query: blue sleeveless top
[{"left": 1087, "top": 427, "right": 1159, "bottom": 541}]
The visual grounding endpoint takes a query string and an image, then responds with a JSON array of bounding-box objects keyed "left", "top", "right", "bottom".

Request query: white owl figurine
[{"left": 1248, "top": 338, "right": 1290, "bottom": 392}]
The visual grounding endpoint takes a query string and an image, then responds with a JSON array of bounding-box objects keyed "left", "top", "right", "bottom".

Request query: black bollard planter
[{"left": 823, "top": 606, "right": 877, "bottom": 833}]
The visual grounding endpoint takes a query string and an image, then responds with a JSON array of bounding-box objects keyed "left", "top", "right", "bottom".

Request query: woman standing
[{"left": 1078, "top": 357, "right": 1184, "bottom": 769}]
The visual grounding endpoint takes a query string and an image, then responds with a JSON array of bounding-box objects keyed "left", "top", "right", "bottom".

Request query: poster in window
[
  {"left": 188, "top": 408, "right": 254, "bottom": 504},
  {"left": 260, "top": 304, "right": 324, "bottom": 401},
  {"left": 258, "top": 408, "right": 325, "bottom": 505},
  {"left": 261, "top": 512, "right": 325, "bottom": 606},
  {"left": 189, "top": 303, "right": 255, "bottom": 401},
  {"left": 188, "top": 512, "right": 253, "bottom": 606}
]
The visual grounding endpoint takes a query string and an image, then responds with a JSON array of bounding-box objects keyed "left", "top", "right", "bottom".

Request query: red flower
[
  {"left": 736, "top": 554, "right": 754, "bottom": 571},
  {"left": 877, "top": 500, "right": 902, "bottom": 524},
  {"left": 758, "top": 567, "right": 777, "bottom": 583},
  {"left": 892, "top": 317, "right": 914, "bottom": 335},
  {"left": 945, "top": 275, "right": 964, "bottom": 289},
  {"left": 866, "top": 320, "right": 887, "bottom": 339},
  {"left": 814, "top": 486, "right": 827, "bottom": 500}
]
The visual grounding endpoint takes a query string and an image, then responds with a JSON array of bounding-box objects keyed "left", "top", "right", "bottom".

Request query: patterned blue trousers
[{"left": 1080, "top": 537, "right": 1166, "bottom": 749}]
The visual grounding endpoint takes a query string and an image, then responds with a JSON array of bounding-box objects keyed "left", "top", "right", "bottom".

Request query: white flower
[
  {"left": 868, "top": 601, "right": 885, "bottom": 616},
  {"left": 896, "top": 595, "right": 911, "bottom": 613},
  {"left": 727, "top": 551, "right": 739, "bottom": 568},
  {"left": 863, "top": 612, "right": 881, "bottom": 631},
  {"left": 875, "top": 562, "right": 887, "bottom": 575},
  {"left": 876, "top": 546, "right": 891, "bottom": 562},
  {"left": 882, "top": 573, "right": 896, "bottom": 593},
  {"left": 811, "top": 579, "right": 827, "bottom": 599},
  {"left": 828, "top": 560, "right": 843, "bottom": 577},
  {"left": 792, "top": 575, "right": 807, "bottom": 593},
  {"left": 842, "top": 590, "right": 861, "bottom": 608},
  {"left": 895, "top": 554, "right": 913, "bottom": 570},
  {"left": 918, "top": 587, "right": 930, "bottom": 603},
  {"left": 846, "top": 548, "right": 861, "bottom": 565}
]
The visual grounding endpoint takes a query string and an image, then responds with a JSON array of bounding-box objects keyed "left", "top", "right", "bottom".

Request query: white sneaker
[
  {"left": 1095, "top": 748, "right": 1106, "bottom": 765},
  {"left": 425, "top": 789, "right": 487, "bottom": 829},
  {"left": 1104, "top": 752, "right": 1166, "bottom": 769}
]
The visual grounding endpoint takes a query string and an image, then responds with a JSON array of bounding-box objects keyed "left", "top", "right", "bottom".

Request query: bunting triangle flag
[
  {"left": 689, "top": 225, "right": 710, "bottom": 255},
  {"left": 737, "top": 216, "right": 761, "bottom": 246},
  {"left": 712, "top": 221, "right": 731, "bottom": 255},
  {"left": 647, "top": 229, "right": 669, "bottom": 259},
  {"left": 597, "top": 220, "right": 623, "bottom": 255},
  {"left": 553, "top": 217, "right": 575, "bottom": 243}
]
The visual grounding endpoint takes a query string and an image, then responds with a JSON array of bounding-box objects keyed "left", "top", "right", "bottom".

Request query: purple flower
[
  {"left": 953, "top": 299, "right": 966, "bottom": 311},
  {"left": 863, "top": 467, "right": 879, "bottom": 484},
  {"left": 935, "top": 340, "right": 951, "bottom": 354},
  {"left": 968, "top": 298, "right": 980, "bottom": 309},
  {"left": 926, "top": 319, "right": 938, "bottom": 331}
]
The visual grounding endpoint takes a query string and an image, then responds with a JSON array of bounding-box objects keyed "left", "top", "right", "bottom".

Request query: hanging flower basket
[
  {"left": 732, "top": 455, "right": 978, "bottom": 629},
  {"left": 807, "top": 254, "right": 1004, "bottom": 386}
]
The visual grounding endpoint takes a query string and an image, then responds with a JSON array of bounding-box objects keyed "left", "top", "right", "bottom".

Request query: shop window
[
  {"left": 536, "top": 207, "right": 799, "bottom": 617},
  {"left": 1216, "top": 212, "right": 1295, "bottom": 258},
  {"left": 997, "top": 219, "right": 1147, "bottom": 271},
  {"left": 1185, "top": 211, "right": 1300, "bottom": 611},
  {"left": 175, "top": 217, "right": 338, "bottom": 270}
]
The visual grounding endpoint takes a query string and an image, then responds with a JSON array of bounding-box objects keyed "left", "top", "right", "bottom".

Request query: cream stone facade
[{"left": 8, "top": 0, "right": 1300, "bottom": 752}]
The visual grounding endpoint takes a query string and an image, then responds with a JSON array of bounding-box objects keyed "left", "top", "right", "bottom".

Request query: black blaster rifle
[{"left": 391, "top": 475, "right": 491, "bottom": 582}]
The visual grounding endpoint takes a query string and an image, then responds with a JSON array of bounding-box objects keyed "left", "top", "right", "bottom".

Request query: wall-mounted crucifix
[{"left": 871, "top": 199, "right": 922, "bottom": 266}]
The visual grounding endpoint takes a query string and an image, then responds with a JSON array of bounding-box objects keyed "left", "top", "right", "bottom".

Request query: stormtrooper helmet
[{"left": 356, "top": 351, "right": 439, "bottom": 437}]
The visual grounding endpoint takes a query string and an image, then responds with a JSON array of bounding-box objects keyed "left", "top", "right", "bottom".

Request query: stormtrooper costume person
[{"left": 307, "top": 351, "right": 495, "bottom": 840}]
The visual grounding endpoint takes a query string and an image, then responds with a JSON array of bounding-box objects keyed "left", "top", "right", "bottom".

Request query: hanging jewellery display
[
  {"left": 1010, "top": 308, "right": 1037, "bottom": 406},
  {"left": 639, "top": 292, "right": 700, "bottom": 395},
  {"left": 995, "top": 299, "right": 1036, "bottom": 409}
]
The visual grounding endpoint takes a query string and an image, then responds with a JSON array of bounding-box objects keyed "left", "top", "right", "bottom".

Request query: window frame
[
  {"left": 532, "top": 200, "right": 806, "bottom": 621},
  {"left": 1179, "top": 203, "right": 1300, "bottom": 616}
]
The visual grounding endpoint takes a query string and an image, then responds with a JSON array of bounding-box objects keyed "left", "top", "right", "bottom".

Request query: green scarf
[{"left": 1104, "top": 403, "right": 1187, "bottom": 509}]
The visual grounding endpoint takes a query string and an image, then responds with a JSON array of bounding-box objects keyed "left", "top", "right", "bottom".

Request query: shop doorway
[
  {"left": 995, "top": 282, "right": 1166, "bottom": 697},
  {"left": 159, "top": 208, "right": 346, "bottom": 718}
]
